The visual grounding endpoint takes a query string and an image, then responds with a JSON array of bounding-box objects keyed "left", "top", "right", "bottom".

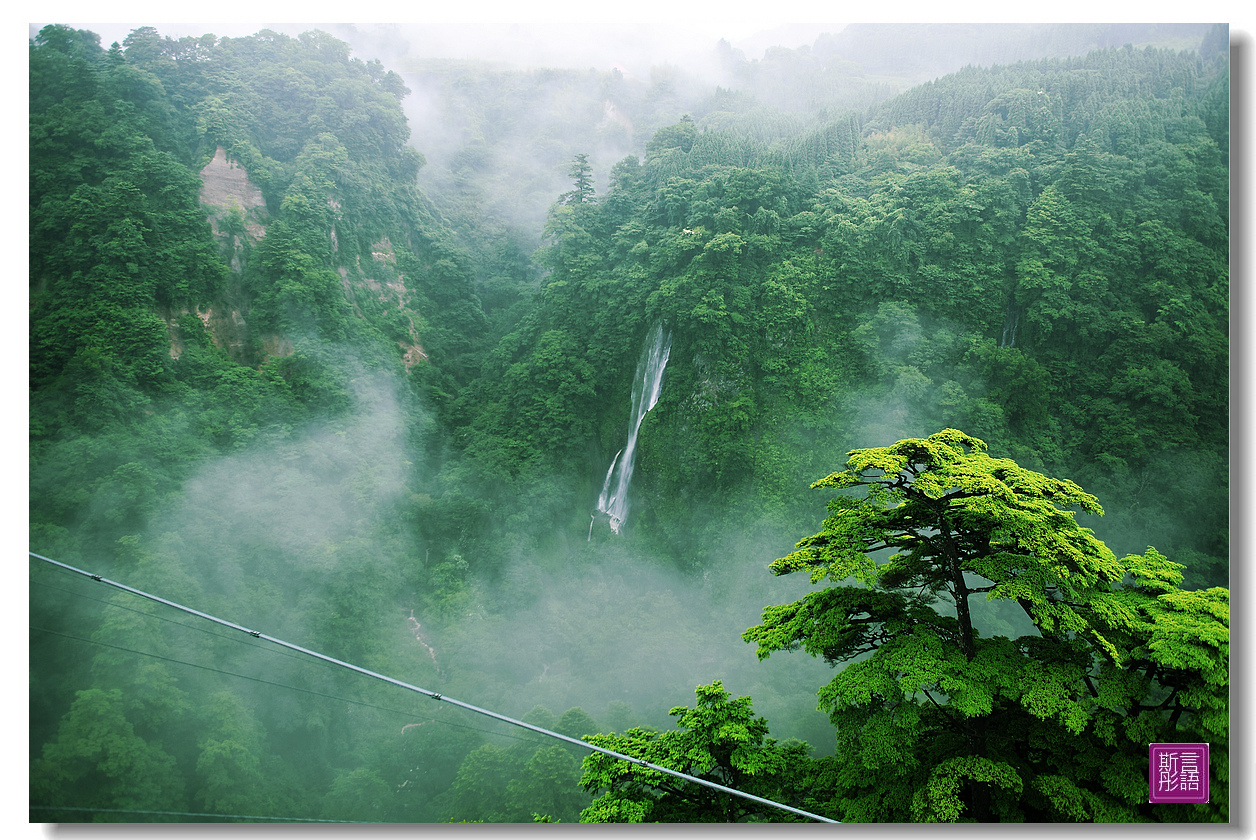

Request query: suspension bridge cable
[
  {"left": 31, "top": 573, "right": 417, "bottom": 682},
  {"left": 30, "top": 551, "right": 840, "bottom": 824},
  {"left": 31, "top": 566, "right": 509, "bottom": 741},
  {"left": 29, "top": 623, "right": 537, "bottom": 744},
  {"left": 31, "top": 570, "right": 467, "bottom": 735},
  {"left": 31, "top": 575, "right": 315, "bottom": 668}
]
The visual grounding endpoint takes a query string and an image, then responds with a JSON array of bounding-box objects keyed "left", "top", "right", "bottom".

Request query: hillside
[{"left": 29, "top": 23, "right": 1228, "bottom": 824}]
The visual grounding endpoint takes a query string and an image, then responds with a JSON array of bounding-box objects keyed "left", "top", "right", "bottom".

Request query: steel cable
[{"left": 30, "top": 551, "right": 839, "bottom": 824}]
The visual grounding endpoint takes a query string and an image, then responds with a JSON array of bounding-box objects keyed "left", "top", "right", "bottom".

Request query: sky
[
  {"left": 29, "top": 4, "right": 845, "bottom": 51},
  {"left": 26, "top": 18, "right": 850, "bottom": 74},
  {"left": 27, "top": 3, "right": 1253, "bottom": 67}
]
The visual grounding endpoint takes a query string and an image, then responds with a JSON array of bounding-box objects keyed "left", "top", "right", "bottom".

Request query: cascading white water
[{"left": 594, "top": 323, "right": 671, "bottom": 535}]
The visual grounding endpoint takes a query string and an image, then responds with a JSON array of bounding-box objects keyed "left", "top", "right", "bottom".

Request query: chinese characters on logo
[{"left": 1149, "top": 743, "right": 1209, "bottom": 804}]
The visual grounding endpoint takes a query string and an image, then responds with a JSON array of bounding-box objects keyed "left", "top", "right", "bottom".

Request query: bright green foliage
[
  {"left": 744, "top": 430, "right": 1228, "bottom": 822},
  {"left": 578, "top": 682, "right": 817, "bottom": 822},
  {"left": 911, "top": 756, "right": 1024, "bottom": 822},
  {"left": 1080, "top": 549, "right": 1229, "bottom": 752},
  {"left": 759, "top": 429, "right": 1124, "bottom": 654}
]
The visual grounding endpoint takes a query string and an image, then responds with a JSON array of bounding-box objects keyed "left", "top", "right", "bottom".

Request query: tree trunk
[
  {"left": 939, "top": 516, "right": 976, "bottom": 661},
  {"left": 939, "top": 509, "right": 990, "bottom": 819}
]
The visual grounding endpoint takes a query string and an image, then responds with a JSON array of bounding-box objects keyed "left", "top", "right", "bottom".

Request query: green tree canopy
[
  {"left": 744, "top": 430, "right": 1227, "bottom": 822},
  {"left": 579, "top": 681, "right": 814, "bottom": 822}
]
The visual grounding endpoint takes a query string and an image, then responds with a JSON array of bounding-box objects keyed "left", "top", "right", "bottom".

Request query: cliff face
[
  {"left": 340, "top": 236, "right": 429, "bottom": 371},
  {"left": 188, "top": 146, "right": 426, "bottom": 370},
  {"left": 164, "top": 146, "right": 271, "bottom": 365},
  {"left": 199, "top": 145, "right": 268, "bottom": 225}
]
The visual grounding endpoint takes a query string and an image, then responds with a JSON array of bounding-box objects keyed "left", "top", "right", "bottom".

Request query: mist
[
  {"left": 142, "top": 356, "right": 837, "bottom": 737},
  {"left": 27, "top": 17, "right": 1231, "bottom": 824},
  {"left": 28, "top": 330, "right": 843, "bottom": 740}
]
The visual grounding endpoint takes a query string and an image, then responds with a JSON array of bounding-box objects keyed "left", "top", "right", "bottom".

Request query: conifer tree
[
  {"left": 564, "top": 153, "right": 595, "bottom": 205},
  {"left": 744, "top": 429, "right": 1228, "bottom": 822}
]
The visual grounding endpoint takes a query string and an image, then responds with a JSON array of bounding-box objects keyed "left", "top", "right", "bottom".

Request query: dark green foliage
[
  {"left": 30, "top": 22, "right": 1226, "bottom": 826},
  {"left": 31, "top": 687, "right": 187, "bottom": 819},
  {"left": 440, "top": 707, "right": 593, "bottom": 823},
  {"left": 29, "top": 24, "right": 490, "bottom": 823},
  {"left": 563, "top": 153, "right": 596, "bottom": 205}
]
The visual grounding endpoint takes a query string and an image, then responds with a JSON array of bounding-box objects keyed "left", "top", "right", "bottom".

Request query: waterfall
[
  {"left": 1000, "top": 302, "right": 1021, "bottom": 349},
  {"left": 594, "top": 323, "right": 671, "bottom": 535},
  {"left": 595, "top": 449, "right": 623, "bottom": 514}
]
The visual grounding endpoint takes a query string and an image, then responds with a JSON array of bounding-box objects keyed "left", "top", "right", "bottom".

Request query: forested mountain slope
[
  {"left": 461, "top": 43, "right": 1228, "bottom": 582},
  {"left": 388, "top": 23, "right": 1223, "bottom": 360},
  {"left": 30, "top": 23, "right": 1228, "bottom": 824},
  {"left": 30, "top": 25, "right": 489, "bottom": 551},
  {"left": 813, "top": 22, "right": 1221, "bottom": 86}
]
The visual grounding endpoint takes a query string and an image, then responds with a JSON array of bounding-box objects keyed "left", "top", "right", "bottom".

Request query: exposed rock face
[
  {"left": 202, "top": 305, "right": 252, "bottom": 360},
  {"left": 184, "top": 146, "right": 427, "bottom": 372},
  {"left": 597, "top": 99, "right": 634, "bottom": 138},
  {"left": 199, "top": 146, "right": 267, "bottom": 220},
  {"left": 399, "top": 341, "right": 428, "bottom": 370},
  {"left": 260, "top": 333, "right": 294, "bottom": 359},
  {"left": 176, "top": 146, "right": 272, "bottom": 364},
  {"left": 160, "top": 304, "right": 249, "bottom": 361},
  {"left": 352, "top": 236, "right": 428, "bottom": 370}
]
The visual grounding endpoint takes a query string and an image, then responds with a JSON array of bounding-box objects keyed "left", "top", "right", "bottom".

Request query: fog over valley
[{"left": 28, "top": 19, "right": 1230, "bottom": 824}]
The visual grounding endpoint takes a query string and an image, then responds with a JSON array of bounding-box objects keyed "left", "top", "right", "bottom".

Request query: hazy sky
[
  {"left": 31, "top": 2, "right": 1251, "bottom": 71},
  {"left": 29, "top": 18, "right": 850, "bottom": 73},
  {"left": 32, "top": 1, "right": 845, "bottom": 48}
]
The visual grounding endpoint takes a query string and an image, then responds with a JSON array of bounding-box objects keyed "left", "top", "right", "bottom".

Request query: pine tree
[
  {"left": 564, "top": 153, "right": 595, "bottom": 205},
  {"left": 744, "top": 429, "right": 1228, "bottom": 822}
]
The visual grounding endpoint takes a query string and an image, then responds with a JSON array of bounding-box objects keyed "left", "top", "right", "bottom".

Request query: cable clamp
[
  {"left": 90, "top": 575, "right": 103, "bottom": 581},
  {"left": 431, "top": 693, "right": 443, "bottom": 701},
  {"left": 248, "top": 630, "right": 261, "bottom": 638}
]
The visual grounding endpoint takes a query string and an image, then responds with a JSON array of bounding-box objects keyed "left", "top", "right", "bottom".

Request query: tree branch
[{"left": 921, "top": 687, "right": 960, "bottom": 723}]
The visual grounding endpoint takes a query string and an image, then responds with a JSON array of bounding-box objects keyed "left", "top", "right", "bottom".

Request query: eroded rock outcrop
[
  {"left": 181, "top": 146, "right": 426, "bottom": 371},
  {"left": 199, "top": 146, "right": 267, "bottom": 225},
  {"left": 165, "top": 146, "right": 271, "bottom": 364}
]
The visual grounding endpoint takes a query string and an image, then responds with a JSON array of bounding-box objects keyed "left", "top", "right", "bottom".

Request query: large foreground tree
[{"left": 744, "top": 429, "right": 1227, "bottom": 822}]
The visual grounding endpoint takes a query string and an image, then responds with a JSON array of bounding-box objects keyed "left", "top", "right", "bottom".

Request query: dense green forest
[{"left": 29, "top": 22, "right": 1228, "bottom": 823}]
